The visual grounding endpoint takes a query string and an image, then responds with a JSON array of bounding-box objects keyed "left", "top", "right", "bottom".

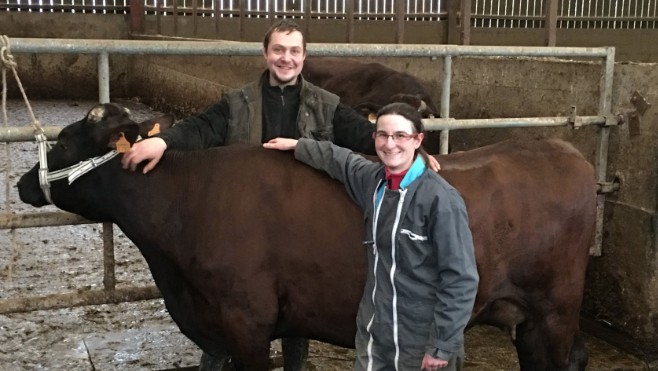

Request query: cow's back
[{"left": 302, "top": 57, "right": 439, "bottom": 115}]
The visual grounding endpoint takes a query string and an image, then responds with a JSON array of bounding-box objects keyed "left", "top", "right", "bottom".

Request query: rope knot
[{"left": 0, "top": 35, "right": 17, "bottom": 70}]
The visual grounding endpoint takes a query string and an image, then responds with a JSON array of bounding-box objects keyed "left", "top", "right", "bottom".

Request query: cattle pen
[
  {"left": 2, "top": 0, "right": 658, "bottom": 369},
  {"left": 1, "top": 38, "right": 618, "bottom": 311},
  {"left": 0, "top": 38, "right": 640, "bottom": 368}
]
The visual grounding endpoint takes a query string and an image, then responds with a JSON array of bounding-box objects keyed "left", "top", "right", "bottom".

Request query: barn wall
[
  {"left": 470, "top": 28, "right": 658, "bottom": 63},
  {"left": 448, "top": 60, "right": 658, "bottom": 359},
  {"left": 0, "top": 13, "right": 129, "bottom": 100},
  {"left": 143, "top": 17, "right": 448, "bottom": 45},
  {"left": 3, "top": 10, "right": 658, "bottom": 360}
]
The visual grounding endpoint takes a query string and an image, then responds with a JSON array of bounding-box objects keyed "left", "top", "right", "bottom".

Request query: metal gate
[{"left": 0, "top": 38, "right": 619, "bottom": 316}]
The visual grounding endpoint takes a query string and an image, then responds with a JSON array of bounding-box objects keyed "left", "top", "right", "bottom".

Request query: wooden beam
[
  {"left": 545, "top": 0, "right": 558, "bottom": 46},
  {"left": 129, "top": 0, "right": 145, "bottom": 35}
]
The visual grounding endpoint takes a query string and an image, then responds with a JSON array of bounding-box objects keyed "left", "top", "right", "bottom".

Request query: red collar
[{"left": 385, "top": 167, "right": 410, "bottom": 190}]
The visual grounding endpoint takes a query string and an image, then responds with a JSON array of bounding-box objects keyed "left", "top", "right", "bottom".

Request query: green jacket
[
  {"left": 225, "top": 71, "right": 340, "bottom": 144},
  {"left": 159, "top": 71, "right": 376, "bottom": 153}
]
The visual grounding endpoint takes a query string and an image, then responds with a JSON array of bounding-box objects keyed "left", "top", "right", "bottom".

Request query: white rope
[
  {"left": 1, "top": 35, "right": 44, "bottom": 133},
  {"left": 0, "top": 35, "right": 21, "bottom": 284}
]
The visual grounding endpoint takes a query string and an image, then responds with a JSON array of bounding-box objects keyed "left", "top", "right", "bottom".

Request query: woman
[{"left": 264, "top": 102, "right": 478, "bottom": 371}]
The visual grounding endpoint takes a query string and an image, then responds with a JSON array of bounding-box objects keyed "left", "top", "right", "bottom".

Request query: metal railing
[{"left": 0, "top": 38, "right": 617, "bottom": 314}]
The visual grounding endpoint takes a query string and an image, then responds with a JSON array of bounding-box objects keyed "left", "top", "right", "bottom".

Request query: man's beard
[{"left": 272, "top": 69, "right": 298, "bottom": 86}]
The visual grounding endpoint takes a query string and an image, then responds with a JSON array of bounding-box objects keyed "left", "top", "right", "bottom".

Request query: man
[
  {"left": 122, "top": 19, "right": 439, "bottom": 370},
  {"left": 122, "top": 20, "right": 379, "bottom": 173}
]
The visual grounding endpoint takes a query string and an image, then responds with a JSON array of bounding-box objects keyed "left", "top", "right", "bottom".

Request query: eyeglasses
[{"left": 372, "top": 131, "right": 418, "bottom": 143}]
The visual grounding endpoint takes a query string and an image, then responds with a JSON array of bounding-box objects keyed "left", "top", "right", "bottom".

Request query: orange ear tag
[
  {"left": 148, "top": 123, "right": 161, "bottom": 137},
  {"left": 115, "top": 132, "right": 131, "bottom": 153}
]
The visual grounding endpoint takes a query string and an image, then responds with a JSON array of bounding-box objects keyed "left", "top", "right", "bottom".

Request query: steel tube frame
[
  {"left": 590, "top": 47, "right": 616, "bottom": 256},
  {"left": 9, "top": 38, "right": 610, "bottom": 58},
  {"left": 0, "top": 114, "right": 609, "bottom": 143},
  {"left": 0, "top": 286, "right": 161, "bottom": 315},
  {"left": 439, "top": 55, "right": 452, "bottom": 154},
  {"left": 2, "top": 37, "right": 616, "bottom": 314}
]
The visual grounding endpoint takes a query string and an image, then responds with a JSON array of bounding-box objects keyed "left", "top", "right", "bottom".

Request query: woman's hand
[
  {"left": 421, "top": 353, "right": 448, "bottom": 370},
  {"left": 263, "top": 138, "right": 298, "bottom": 151}
]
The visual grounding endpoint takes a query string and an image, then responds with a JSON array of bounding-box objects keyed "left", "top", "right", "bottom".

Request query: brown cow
[
  {"left": 17, "top": 103, "right": 596, "bottom": 371},
  {"left": 302, "top": 57, "right": 439, "bottom": 119}
]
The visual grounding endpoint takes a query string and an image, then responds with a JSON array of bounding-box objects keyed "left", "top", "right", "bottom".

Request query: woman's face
[{"left": 374, "top": 114, "right": 424, "bottom": 174}]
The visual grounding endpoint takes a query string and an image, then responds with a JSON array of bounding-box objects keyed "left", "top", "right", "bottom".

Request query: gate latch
[{"left": 623, "top": 90, "right": 652, "bottom": 136}]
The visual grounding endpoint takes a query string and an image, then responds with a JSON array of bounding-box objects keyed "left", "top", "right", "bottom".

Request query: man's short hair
[{"left": 263, "top": 20, "right": 306, "bottom": 52}]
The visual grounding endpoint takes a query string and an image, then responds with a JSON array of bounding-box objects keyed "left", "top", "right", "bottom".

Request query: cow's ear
[
  {"left": 107, "top": 123, "right": 140, "bottom": 149},
  {"left": 138, "top": 114, "right": 176, "bottom": 138}
]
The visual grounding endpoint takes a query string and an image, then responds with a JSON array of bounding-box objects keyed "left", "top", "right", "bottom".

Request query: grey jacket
[{"left": 295, "top": 139, "right": 479, "bottom": 370}]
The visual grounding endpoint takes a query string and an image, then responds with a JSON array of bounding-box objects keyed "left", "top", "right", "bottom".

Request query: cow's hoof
[{"left": 198, "top": 351, "right": 234, "bottom": 371}]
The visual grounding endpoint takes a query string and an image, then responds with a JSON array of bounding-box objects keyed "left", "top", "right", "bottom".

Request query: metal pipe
[
  {"left": 439, "top": 55, "right": 452, "bottom": 154},
  {"left": 0, "top": 286, "right": 161, "bottom": 315},
  {"left": 1, "top": 114, "right": 609, "bottom": 144},
  {"left": 9, "top": 38, "right": 611, "bottom": 58},
  {"left": 98, "top": 51, "right": 110, "bottom": 104},
  {"left": 0, "top": 126, "right": 61, "bottom": 142},
  {"left": 0, "top": 211, "right": 91, "bottom": 229},
  {"left": 422, "top": 115, "right": 607, "bottom": 131},
  {"left": 591, "top": 47, "right": 616, "bottom": 256},
  {"left": 102, "top": 222, "right": 116, "bottom": 291}
]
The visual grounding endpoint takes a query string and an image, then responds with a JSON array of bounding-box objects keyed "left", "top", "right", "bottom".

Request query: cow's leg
[
  {"left": 513, "top": 315, "right": 588, "bottom": 371},
  {"left": 226, "top": 335, "right": 272, "bottom": 371},
  {"left": 281, "top": 337, "right": 309, "bottom": 371},
  {"left": 198, "top": 338, "right": 309, "bottom": 371},
  {"left": 219, "top": 290, "right": 279, "bottom": 370},
  {"left": 567, "top": 333, "right": 588, "bottom": 371},
  {"left": 198, "top": 351, "right": 235, "bottom": 371}
]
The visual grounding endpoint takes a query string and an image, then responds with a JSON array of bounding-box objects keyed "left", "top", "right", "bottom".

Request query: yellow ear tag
[
  {"left": 367, "top": 113, "right": 377, "bottom": 123},
  {"left": 148, "top": 123, "right": 161, "bottom": 137},
  {"left": 115, "top": 132, "right": 131, "bottom": 153}
]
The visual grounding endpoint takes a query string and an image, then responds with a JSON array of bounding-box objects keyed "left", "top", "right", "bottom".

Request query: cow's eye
[{"left": 57, "top": 142, "right": 68, "bottom": 151}]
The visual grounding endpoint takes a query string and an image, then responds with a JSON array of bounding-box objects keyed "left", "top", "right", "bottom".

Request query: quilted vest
[{"left": 224, "top": 73, "right": 340, "bottom": 144}]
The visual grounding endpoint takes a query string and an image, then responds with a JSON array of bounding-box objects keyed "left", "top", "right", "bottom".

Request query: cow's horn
[{"left": 417, "top": 100, "right": 428, "bottom": 113}]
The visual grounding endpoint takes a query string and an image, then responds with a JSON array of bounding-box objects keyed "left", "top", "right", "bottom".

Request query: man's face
[{"left": 263, "top": 30, "right": 306, "bottom": 87}]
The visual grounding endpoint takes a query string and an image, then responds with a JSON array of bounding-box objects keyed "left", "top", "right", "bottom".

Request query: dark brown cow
[
  {"left": 17, "top": 103, "right": 596, "bottom": 371},
  {"left": 302, "top": 57, "right": 439, "bottom": 118}
]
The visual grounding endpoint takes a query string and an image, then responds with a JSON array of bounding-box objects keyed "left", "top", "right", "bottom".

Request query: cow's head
[
  {"left": 17, "top": 103, "right": 175, "bottom": 207},
  {"left": 388, "top": 93, "right": 437, "bottom": 118}
]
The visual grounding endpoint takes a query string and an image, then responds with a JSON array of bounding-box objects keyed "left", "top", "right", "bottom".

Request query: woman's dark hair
[
  {"left": 376, "top": 102, "right": 430, "bottom": 167},
  {"left": 263, "top": 20, "right": 306, "bottom": 52}
]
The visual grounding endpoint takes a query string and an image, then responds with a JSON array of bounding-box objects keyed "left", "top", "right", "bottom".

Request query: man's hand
[
  {"left": 263, "top": 138, "right": 298, "bottom": 151},
  {"left": 121, "top": 137, "right": 168, "bottom": 174},
  {"left": 421, "top": 353, "right": 448, "bottom": 370},
  {"left": 427, "top": 155, "right": 441, "bottom": 172}
]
